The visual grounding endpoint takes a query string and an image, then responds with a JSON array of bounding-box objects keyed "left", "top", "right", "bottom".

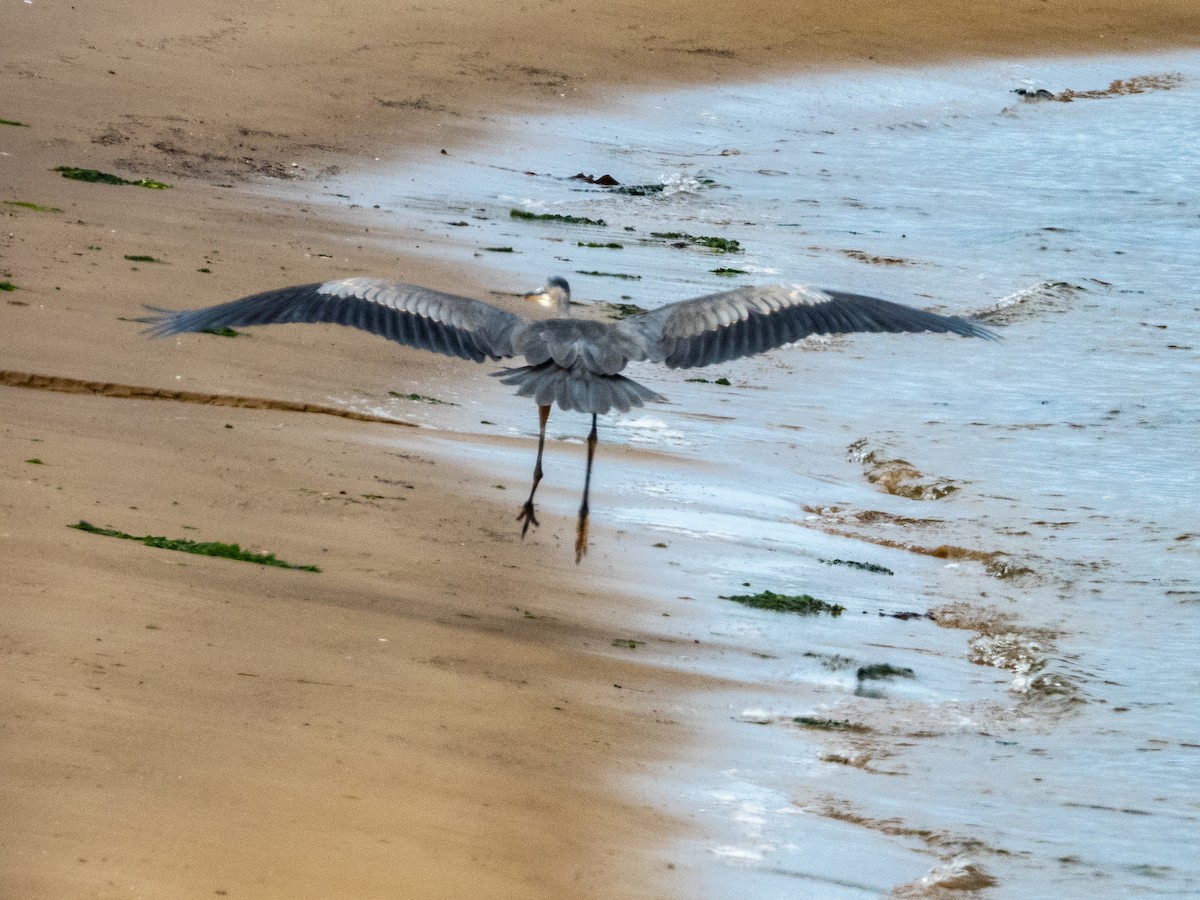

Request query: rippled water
[{"left": 298, "top": 52, "right": 1200, "bottom": 897}]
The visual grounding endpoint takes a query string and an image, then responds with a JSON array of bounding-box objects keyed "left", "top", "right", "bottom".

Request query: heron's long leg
[
  {"left": 575, "top": 413, "right": 598, "bottom": 563},
  {"left": 517, "top": 404, "right": 551, "bottom": 537}
]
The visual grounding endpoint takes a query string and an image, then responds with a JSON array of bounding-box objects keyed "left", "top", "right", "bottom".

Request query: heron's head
[{"left": 523, "top": 276, "right": 571, "bottom": 316}]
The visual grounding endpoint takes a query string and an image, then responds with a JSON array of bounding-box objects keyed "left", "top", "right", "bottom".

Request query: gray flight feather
[
  {"left": 616, "top": 284, "right": 997, "bottom": 369},
  {"left": 141, "top": 277, "right": 524, "bottom": 363}
]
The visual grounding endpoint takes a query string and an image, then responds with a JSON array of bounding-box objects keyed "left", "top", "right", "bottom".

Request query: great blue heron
[{"left": 142, "top": 275, "right": 996, "bottom": 561}]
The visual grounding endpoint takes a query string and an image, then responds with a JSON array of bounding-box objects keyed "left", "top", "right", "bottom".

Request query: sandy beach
[{"left": 4, "top": 1, "right": 1199, "bottom": 897}]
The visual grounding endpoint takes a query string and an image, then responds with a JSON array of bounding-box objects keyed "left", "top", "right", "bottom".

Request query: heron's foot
[
  {"left": 574, "top": 511, "right": 589, "bottom": 564},
  {"left": 517, "top": 500, "right": 539, "bottom": 538}
]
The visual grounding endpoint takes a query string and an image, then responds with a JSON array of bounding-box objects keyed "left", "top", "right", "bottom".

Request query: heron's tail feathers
[{"left": 492, "top": 364, "right": 664, "bottom": 414}]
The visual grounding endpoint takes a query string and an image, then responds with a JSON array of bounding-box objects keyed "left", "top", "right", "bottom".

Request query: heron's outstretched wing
[
  {"left": 141, "top": 277, "right": 526, "bottom": 363},
  {"left": 618, "top": 284, "right": 998, "bottom": 369}
]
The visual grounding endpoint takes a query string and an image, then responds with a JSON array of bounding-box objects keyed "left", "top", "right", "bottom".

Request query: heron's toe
[{"left": 517, "top": 501, "right": 539, "bottom": 537}]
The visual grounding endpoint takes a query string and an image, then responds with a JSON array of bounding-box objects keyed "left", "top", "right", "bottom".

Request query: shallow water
[{"left": 295, "top": 53, "right": 1200, "bottom": 897}]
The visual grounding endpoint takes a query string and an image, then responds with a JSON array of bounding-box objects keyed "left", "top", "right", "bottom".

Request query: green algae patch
[
  {"left": 650, "top": 231, "right": 742, "bottom": 253},
  {"left": 510, "top": 209, "right": 607, "bottom": 227},
  {"left": 711, "top": 267, "right": 749, "bottom": 276},
  {"left": 720, "top": 590, "right": 845, "bottom": 616},
  {"left": 70, "top": 520, "right": 320, "bottom": 571},
  {"left": 856, "top": 663, "right": 915, "bottom": 681},
  {"left": 1, "top": 118, "right": 30, "bottom": 127},
  {"left": 389, "top": 391, "right": 457, "bottom": 405},
  {"left": 200, "top": 326, "right": 241, "bottom": 337},
  {"left": 124, "top": 254, "right": 161, "bottom": 263},
  {"left": 804, "top": 651, "right": 857, "bottom": 671},
  {"left": 4, "top": 200, "right": 63, "bottom": 212},
  {"left": 604, "top": 177, "right": 716, "bottom": 196},
  {"left": 685, "top": 377, "right": 732, "bottom": 386},
  {"left": 602, "top": 301, "right": 646, "bottom": 319},
  {"left": 609, "top": 183, "right": 664, "bottom": 196},
  {"left": 793, "top": 716, "right": 870, "bottom": 733},
  {"left": 578, "top": 270, "right": 641, "bottom": 282},
  {"left": 821, "top": 557, "right": 894, "bottom": 576},
  {"left": 54, "top": 166, "right": 172, "bottom": 189},
  {"left": 0, "top": 281, "right": 16, "bottom": 292}
]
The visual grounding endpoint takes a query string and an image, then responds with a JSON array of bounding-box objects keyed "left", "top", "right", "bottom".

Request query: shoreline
[
  {"left": 4, "top": 1, "right": 1200, "bottom": 897},
  {"left": 5, "top": 1, "right": 1199, "bottom": 182}
]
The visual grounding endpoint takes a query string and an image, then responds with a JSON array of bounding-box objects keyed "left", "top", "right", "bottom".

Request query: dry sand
[{"left": 3, "top": 1, "right": 1198, "bottom": 897}]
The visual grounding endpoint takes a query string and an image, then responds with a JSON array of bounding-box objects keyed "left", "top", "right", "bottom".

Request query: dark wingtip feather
[
  {"left": 137, "top": 306, "right": 181, "bottom": 338},
  {"left": 963, "top": 318, "right": 1002, "bottom": 341}
]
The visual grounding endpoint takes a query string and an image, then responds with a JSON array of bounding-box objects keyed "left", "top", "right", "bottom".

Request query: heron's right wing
[
  {"left": 618, "top": 284, "right": 997, "bottom": 369},
  {"left": 141, "top": 277, "right": 525, "bottom": 362}
]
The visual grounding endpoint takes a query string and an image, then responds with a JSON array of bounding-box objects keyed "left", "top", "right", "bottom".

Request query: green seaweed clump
[
  {"left": 821, "top": 558, "right": 894, "bottom": 575},
  {"left": 389, "top": 391, "right": 456, "bottom": 405},
  {"left": 603, "top": 301, "right": 646, "bottom": 319},
  {"left": 609, "top": 184, "right": 664, "bottom": 196},
  {"left": 70, "top": 520, "right": 320, "bottom": 571},
  {"left": 0, "top": 281, "right": 16, "bottom": 292},
  {"left": 720, "top": 590, "right": 845, "bottom": 616},
  {"left": 856, "top": 663, "right": 915, "bottom": 681},
  {"left": 510, "top": 209, "right": 607, "bottom": 227},
  {"left": 1, "top": 118, "right": 30, "bottom": 127},
  {"left": 803, "top": 651, "right": 857, "bottom": 671},
  {"left": 578, "top": 270, "right": 641, "bottom": 282},
  {"left": 711, "top": 267, "right": 749, "bottom": 276},
  {"left": 793, "top": 716, "right": 870, "bottom": 732},
  {"left": 200, "top": 326, "right": 241, "bottom": 337},
  {"left": 124, "top": 254, "right": 160, "bottom": 263},
  {"left": 577, "top": 241, "right": 623, "bottom": 249},
  {"left": 651, "top": 231, "right": 742, "bottom": 253},
  {"left": 54, "top": 166, "right": 172, "bottom": 189}
]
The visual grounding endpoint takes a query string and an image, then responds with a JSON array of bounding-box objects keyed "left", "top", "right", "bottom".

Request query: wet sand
[{"left": 3, "top": 1, "right": 1199, "bottom": 897}]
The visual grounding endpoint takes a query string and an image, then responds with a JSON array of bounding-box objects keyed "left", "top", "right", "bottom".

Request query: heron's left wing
[
  {"left": 141, "top": 277, "right": 525, "bottom": 363},
  {"left": 618, "top": 284, "right": 997, "bottom": 369}
]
